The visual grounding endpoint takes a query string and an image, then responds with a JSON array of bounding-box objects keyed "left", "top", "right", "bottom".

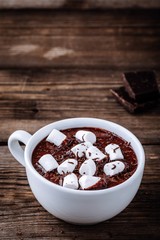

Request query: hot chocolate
[{"left": 32, "top": 127, "right": 137, "bottom": 190}]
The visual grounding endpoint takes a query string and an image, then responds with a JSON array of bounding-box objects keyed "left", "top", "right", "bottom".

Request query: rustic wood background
[
  {"left": 0, "top": 5, "right": 160, "bottom": 240},
  {"left": 0, "top": 0, "right": 160, "bottom": 9}
]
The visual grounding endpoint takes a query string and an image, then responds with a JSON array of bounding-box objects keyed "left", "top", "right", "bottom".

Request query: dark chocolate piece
[
  {"left": 110, "top": 87, "right": 159, "bottom": 113},
  {"left": 122, "top": 71, "right": 159, "bottom": 103}
]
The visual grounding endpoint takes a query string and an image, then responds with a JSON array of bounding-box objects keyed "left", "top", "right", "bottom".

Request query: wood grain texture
[
  {"left": 0, "top": 69, "right": 159, "bottom": 144},
  {"left": 0, "top": 145, "right": 159, "bottom": 239},
  {"left": 0, "top": 0, "right": 160, "bottom": 9},
  {"left": 0, "top": 8, "right": 160, "bottom": 240},
  {"left": 0, "top": 9, "right": 160, "bottom": 69}
]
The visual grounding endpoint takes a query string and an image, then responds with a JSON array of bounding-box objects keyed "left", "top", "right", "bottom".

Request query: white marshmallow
[
  {"left": 79, "top": 159, "right": 96, "bottom": 176},
  {"left": 63, "top": 173, "right": 79, "bottom": 190},
  {"left": 57, "top": 159, "right": 77, "bottom": 175},
  {"left": 71, "top": 142, "right": 92, "bottom": 158},
  {"left": 38, "top": 154, "right": 58, "bottom": 172},
  {"left": 46, "top": 129, "right": 66, "bottom": 146},
  {"left": 86, "top": 146, "right": 106, "bottom": 161},
  {"left": 105, "top": 143, "right": 124, "bottom": 161},
  {"left": 79, "top": 175, "right": 101, "bottom": 190},
  {"left": 75, "top": 130, "right": 96, "bottom": 144},
  {"left": 103, "top": 161, "right": 125, "bottom": 176}
]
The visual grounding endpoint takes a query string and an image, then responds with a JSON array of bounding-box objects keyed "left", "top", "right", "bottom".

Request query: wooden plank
[
  {"left": 0, "top": 69, "right": 159, "bottom": 144},
  {"left": 0, "top": 10, "right": 160, "bottom": 69},
  {"left": 0, "top": 36, "right": 159, "bottom": 69},
  {"left": 1, "top": 9, "right": 160, "bottom": 28},
  {"left": 0, "top": 0, "right": 160, "bottom": 9},
  {"left": 1, "top": 116, "right": 160, "bottom": 145},
  {"left": 0, "top": 145, "right": 159, "bottom": 239}
]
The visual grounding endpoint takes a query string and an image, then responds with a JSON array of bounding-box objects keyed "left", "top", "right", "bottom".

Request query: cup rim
[{"left": 25, "top": 117, "right": 145, "bottom": 195}]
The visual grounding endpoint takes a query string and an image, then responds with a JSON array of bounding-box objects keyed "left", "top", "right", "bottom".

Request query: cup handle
[{"left": 8, "top": 130, "right": 32, "bottom": 167}]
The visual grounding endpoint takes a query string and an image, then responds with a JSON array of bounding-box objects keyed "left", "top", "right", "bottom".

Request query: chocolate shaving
[
  {"left": 32, "top": 127, "right": 138, "bottom": 190},
  {"left": 113, "top": 147, "right": 120, "bottom": 153},
  {"left": 82, "top": 134, "right": 85, "bottom": 142},
  {"left": 111, "top": 164, "right": 116, "bottom": 170}
]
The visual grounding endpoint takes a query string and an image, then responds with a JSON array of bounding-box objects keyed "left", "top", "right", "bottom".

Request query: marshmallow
[
  {"left": 71, "top": 142, "right": 92, "bottom": 158},
  {"left": 79, "top": 175, "right": 101, "bottom": 190},
  {"left": 86, "top": 146, "right": 106, "bottom": 161},
  {"left": 79, "top": 159, "right": 96, "bottom": 176},
  {"left": 75, "top": 130, "right": 96, "bottom": 144},
  {"left": 103, "top": 161, "right": 125, "bottom": 176},
  {"left": 38, "top": 154, "right": 58, "bottom": 172},
  {"left": 46, "top": 129, "right": 66, "bottom": 146},
  {"left": 63, "top": 173, "right": 79, "bottom": 190},
  {"left": 57, "top": 159, "right": 77, "bottom": 175},
  {"left": 105, "top": 144, "right": 124, "bottom": 161}
]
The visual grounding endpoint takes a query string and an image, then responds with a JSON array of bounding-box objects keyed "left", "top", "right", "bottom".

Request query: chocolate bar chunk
[
  {"left": 122, "top": 71, "right": 159, "bottom": 103},
  {"left": 110, "top": 87, "right": 159, "bottom": 113}
]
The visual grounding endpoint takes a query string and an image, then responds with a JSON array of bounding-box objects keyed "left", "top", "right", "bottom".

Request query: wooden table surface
[{"left": 0, "top": 8, "right": 160, "bottom": 240}]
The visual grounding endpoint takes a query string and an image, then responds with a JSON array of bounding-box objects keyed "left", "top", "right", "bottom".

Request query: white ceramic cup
[{"left": 8, "top": 118, "right": 145, "bottom": 224}]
